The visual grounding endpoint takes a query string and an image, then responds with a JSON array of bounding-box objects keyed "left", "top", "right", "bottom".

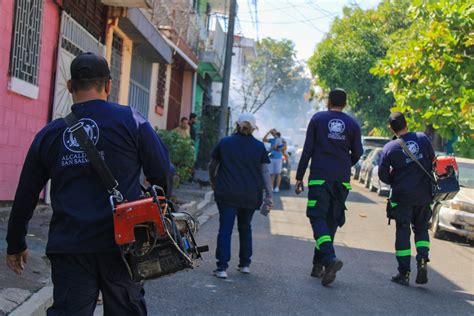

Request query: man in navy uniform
[
  {"left": 6, "top": 53, "right": 172, "bottom": 315},
  {"left": 379, "top": 112, "right": 435, "bottom": 286},
  {"left": 295, "top": 88, "right": 363, "bottom": 286}
]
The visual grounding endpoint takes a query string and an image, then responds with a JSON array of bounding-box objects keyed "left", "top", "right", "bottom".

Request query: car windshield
[
  {"left": 363, "top": 138, "right": 390, "bottom": 147},
  {"left": 458, "top": 162, "right": 474, "bottom": 188}
]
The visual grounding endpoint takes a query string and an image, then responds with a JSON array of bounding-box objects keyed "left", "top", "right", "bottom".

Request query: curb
[
  {"left": 9, "top": 287, "right": 52, "bottom": 316},
  {"left": 8, "top": 192, "right": 215, "bottom": 316}
]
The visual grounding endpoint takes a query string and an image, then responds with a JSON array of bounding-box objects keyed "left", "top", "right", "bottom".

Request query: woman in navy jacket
[{"left": 209, "top": 113, "right": 273, "bottom": 278}]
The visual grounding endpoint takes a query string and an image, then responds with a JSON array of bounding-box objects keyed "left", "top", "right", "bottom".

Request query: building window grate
[
  {"left": 129, "top": 50, "right": 152, "bottom": 118},
  {"left": 109, "top": 33, "right": 123, "bottom": 103},
  {"left": 9, "top": 0, "right": 44, "bottom": 86}
]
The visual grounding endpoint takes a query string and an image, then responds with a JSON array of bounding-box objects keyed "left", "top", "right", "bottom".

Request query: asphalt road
[{"left": 145, "top": 181, "right": 474, "bottom": 315}]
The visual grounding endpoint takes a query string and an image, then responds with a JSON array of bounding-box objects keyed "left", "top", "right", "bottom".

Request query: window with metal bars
[
  {"left": 129, "top": 50, "right": 152, "bottom": 118},
  {"left": 9, "top": 0, "right": 44, "bottom": 86},
  {"left": 109, "top": 33, "right": 123, "bottom": 103}
]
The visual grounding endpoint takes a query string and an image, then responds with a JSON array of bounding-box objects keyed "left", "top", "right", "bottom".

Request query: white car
[
  {"left": 432, "top": 157, "right": 474, "bottom": 241},
  {"left": 369, "top": 165, "right": 390, "bottom": 196}
]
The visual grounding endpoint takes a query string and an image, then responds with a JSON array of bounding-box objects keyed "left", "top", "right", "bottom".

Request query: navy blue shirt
[
  {"left": 7, "top": 100, "right": 172, "bottom": 254},
  {"left": 379, "top": 132, "right": 435, "bottom": 205},
  {"left": 296, "top": 111, "right": 363, "bottom": 182},
  {"left": 212, "top": 133, "right": 270, "bottom": 210}
]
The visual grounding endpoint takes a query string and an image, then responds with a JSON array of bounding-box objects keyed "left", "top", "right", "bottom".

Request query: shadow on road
[{"left": 145, "top": 210, "right": 473, "bottom": 315}]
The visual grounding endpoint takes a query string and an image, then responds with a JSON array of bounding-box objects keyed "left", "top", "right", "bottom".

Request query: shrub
[{"left": 156, "top": 129, "right": 195, "bottom": 184}]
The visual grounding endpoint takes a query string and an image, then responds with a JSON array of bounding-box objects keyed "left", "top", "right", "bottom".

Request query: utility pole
[{"left": 218, "top": 0, "right": 237, "bottom": 139}]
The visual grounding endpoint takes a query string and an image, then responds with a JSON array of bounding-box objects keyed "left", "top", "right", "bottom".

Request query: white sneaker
[
  {"left": 213, "top": 269, "right": 228, "bottom": 279},
  {"left": 273, "top": 187, "right": 280, "bottom": 193},
  {"left": 237, "top": 266, "right": 250, "bottom": 274}
]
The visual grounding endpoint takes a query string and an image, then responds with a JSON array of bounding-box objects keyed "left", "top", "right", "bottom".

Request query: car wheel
[
  {"left": 370, "top": 180, "right": 376, "bottom": 192},
  {"left": 365, "top": 172, "right": 371, "bottom": 188},
  {"left": 376, "top": 184, "right": 386, "bottom": 196},
  {"left": 431, "top": 204, "right": 446, "bottom": 240}
]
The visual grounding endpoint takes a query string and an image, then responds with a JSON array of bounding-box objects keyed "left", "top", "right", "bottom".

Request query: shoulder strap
[
  {"left": 397, "top": 138, "right": 435, "bottom": 183},
  {"left": 64, "top": 112, "right": 121, "bottom": 196}
]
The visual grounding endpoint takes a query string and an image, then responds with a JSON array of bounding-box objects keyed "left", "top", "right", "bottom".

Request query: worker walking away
[
  {"left": 379, "top": 112, "right": 435, "bottom": 286},
  {"left": 295, "top": 88, "right": 363, "bottom": 286},
  {"left": 6, "top": 52, "right": 172, "bottom": 315},
  {"left": 209, "top": 113, "right": 273, "bottom": 279}
]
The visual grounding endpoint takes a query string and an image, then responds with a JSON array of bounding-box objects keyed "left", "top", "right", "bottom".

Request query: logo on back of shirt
[
  {"left": 403, "top": 140, "right": 423, "bottom": 163},
  {"left": 63, "top": 118, "right": 100, "bottom": 153},
  {"left": 328, "top": 119, "right": 346, "bottom": 140}
]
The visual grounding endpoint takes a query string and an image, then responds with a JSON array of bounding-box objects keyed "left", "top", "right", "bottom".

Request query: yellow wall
[
  {"left": 147, "top": 63, "right": 160, "bottom": 128},
  {"left": 105, "top": 21, "right": 133, "bottom": 105}
]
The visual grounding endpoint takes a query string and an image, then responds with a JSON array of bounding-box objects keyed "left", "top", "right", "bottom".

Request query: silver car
[
  {"left": 432, "top": 157, "right": 474, "bottom": 241},
  {"left": 370, "top": 165, "right": 390, "bottom": 196}
]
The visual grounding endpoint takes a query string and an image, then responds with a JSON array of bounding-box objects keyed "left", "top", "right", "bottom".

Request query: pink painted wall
[{"left": 0, "top": 1, "right": 60, "bottom": 200}]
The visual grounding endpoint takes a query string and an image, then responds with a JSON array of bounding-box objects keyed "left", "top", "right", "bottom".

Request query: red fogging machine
[
  {"left": 432, "top": 156, "right": 460, "bottom": 202},
  {"left": 111, "top": 186, "right": 209, "bottom": 282},
  {"left": 398, "top": 139, "right": 460, "bottom": 202},
  {"left": 64, "top": 112, "right": 208, "bottom": 283}
]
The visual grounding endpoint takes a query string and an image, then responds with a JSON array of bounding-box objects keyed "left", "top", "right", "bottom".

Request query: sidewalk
[{"left": 0, "top": 183, "right": 214, "bottom": 316}]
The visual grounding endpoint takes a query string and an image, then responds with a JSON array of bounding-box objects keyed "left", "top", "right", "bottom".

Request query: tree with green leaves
[
  {"left": 307, "top": 1, "right": 412, "bottom": 134},
  {"left": 238, "top": 38, "right": 299, "bottom": 114},
  {"left": 371, "top": 0, "right": 473, "bottom": 157}
]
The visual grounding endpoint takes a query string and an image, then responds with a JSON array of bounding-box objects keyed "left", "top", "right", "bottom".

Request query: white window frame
[{"left": 9, "top": 0, "right": 44, "bottom": 99}]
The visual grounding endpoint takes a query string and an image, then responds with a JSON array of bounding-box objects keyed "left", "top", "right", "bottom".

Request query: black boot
[
  {"left": 321, "top": 259, "right": 343, "bottom": 286},
  {"left": 391, "top": 271, "right": 410, "bottom": 286},
  {"left": 416, "top": 259, "right": 428, "bottom": 284},
  {"left": 311, "top": 263, "right": 324, "bottom": 278}
]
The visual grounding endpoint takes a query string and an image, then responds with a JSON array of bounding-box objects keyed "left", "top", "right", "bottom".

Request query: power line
[
  {"left": 237, "top": 3, "right": 308, "bottom": 14},
  {"left": 238, "top": 15, "right": 333, "bottom": 25},
  {"left": 281, "top": 0, "right": 327, "bottom": 33}
]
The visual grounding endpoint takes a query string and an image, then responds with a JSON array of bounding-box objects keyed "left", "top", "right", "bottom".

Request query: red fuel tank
[{"left": 433, "top": 156, "right": 458, "bottom": 177}]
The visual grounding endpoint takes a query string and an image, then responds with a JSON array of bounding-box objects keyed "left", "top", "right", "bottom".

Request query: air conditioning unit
[{"left": 101, "top": 0, "right": 153, "bottom": 8}]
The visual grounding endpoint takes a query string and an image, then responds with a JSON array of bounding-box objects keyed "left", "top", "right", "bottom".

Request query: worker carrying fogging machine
[{"left": 64, "top": 111, "right": 209, "bottom": 282}]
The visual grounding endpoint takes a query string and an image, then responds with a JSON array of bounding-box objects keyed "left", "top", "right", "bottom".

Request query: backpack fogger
[
  {"left": 397, "top": 139, "right": 460, "bottom": 202},
  {"left": 64, "top": 112, "right": 208, "bottom": 282}
]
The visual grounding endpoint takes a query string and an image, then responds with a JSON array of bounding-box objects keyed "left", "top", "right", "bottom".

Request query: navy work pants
[
  {"left": 216, "top": 204, "right": 255, "bottom": 270},
  {"left": 47, "top": 253, "right": 147, "bottom": 316},
  {"left": 394, "top": 204, "right": 432, "bottom": 273},
  {"left": 307, "top": 181, "right": 349, "bottom": 266}
]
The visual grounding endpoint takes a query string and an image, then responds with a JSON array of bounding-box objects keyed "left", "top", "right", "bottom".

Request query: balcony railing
[
  {"left": 151, "top": 0, "right": 208, "bottom": 56},
  {"left": 199, "top": 20, "right": 225, "bottom": 77}
]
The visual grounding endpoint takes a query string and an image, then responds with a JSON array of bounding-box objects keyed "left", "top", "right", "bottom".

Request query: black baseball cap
[
  {"left": 389, "top": 112, "right": 407, "bottom": 132},
  {"left": 70, "top": 52, "right": 111, "bottom": 80}
]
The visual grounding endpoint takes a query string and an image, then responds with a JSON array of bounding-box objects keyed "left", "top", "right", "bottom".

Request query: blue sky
[{"left": 236, "top": 0, "right": 381, "bottom": 60}]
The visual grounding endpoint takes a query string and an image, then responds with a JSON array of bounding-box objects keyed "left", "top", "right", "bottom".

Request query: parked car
[
  {"left": 369, "top": 165, "right": 390, "bottom": 196},
  {"left": 359, "top": 148, "right": 383, "bottom": 189},
  {"left": 362, "top": 136, "right": 390, "bottom": 148},
  {"left": 352, "top": 147, "right": 375, "bottom": 180},
  {"left": 431, "top": 157, "right": 474, "bottom": 241}
]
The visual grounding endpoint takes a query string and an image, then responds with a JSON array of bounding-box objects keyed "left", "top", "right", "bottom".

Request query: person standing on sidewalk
[
  {"left": 209, "top": 113, "right": 273, "bottom": 279},
  {"left": 295, "top": 88, "right": 363, "bottom": 286},
  {"left": 263, "top": 129, "right": 284, "bottom": 193},
  {"left": 378, "top": 112, "right": 435, "bottom": 286},
  {"left": 174, "top": 117, "right": 191, "bottom": 139},
  {"left": 6, "top": 53, "right": 172, "bottom": 315}
]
